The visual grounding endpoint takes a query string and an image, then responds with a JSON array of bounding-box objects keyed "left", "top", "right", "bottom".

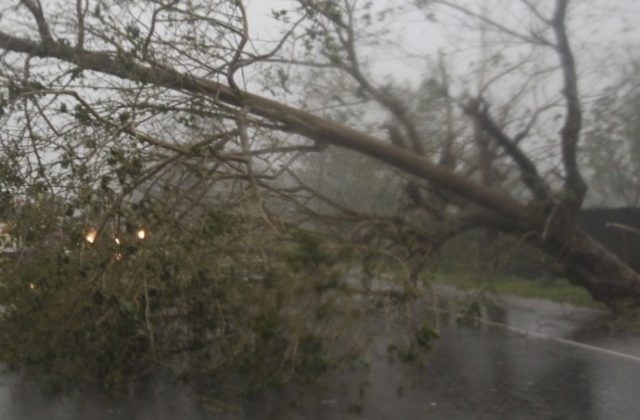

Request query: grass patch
[{"left": 433, "top": 271, "right": 606, "bottom": 309}]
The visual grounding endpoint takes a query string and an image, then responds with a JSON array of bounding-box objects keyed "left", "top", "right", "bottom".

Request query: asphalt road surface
[{"left": 1, "top": 294, "right": 639, "bottom": 420}]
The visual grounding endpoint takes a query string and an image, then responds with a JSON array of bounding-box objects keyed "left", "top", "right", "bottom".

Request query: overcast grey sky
[{"left": 245, "top": 0, "right": 640, "bottom": 94}]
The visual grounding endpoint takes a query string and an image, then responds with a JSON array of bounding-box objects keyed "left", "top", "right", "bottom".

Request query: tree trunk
[{"left": 538, "top": 226, "right": 640, "bottom": 311}]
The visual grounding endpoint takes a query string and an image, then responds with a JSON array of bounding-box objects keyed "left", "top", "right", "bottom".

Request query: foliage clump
[{"left": 0, "top": 191, "right": 430, "bottom": 403}]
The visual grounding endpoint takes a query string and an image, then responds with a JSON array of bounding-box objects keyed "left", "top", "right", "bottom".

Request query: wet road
[{"left": 1, "top": 295, "right": 639, "bottom": 419}]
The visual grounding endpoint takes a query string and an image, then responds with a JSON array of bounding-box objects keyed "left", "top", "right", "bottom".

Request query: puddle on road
[{"left": 1, "top": 295, "right": 640, "bottom": 420}]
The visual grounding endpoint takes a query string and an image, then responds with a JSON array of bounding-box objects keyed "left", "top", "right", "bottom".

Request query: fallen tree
[{"left": 0, "top": 0, "right": 639, "bottom": 310}]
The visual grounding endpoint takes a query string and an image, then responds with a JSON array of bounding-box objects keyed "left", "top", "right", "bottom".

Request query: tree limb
[
  {"left": 463, "top": 99, "right": 550, "bottom": 201},
  {"left": 551, "top": 0, "right": 586, "bottom": 210},
  {"left": 20, "top": 0, "right": 53, "bottom": 45}
]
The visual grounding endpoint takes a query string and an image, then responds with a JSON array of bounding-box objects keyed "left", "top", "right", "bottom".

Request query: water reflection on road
[{"left": 2, "top": 294, "right": 640, "bottom": 420}]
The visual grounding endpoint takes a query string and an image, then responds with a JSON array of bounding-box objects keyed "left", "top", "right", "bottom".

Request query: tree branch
[
  {"left": 20, "top": 0, "right": 53, "bottom": 45},
  {"left": 75, "top": 0, "right": 87, "bottom": 50},
  {"left": 463, "top": 99, "right": 550, "bottom": 201},
  {"left": 552, "top": 0, "right": 586, "bottom": 210},
  {"left": 435, "top": 0, "right": 555, "bottom": 47}
]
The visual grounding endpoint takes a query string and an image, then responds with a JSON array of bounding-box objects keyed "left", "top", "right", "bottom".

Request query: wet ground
[{"left": 1, "top": 293, "right": 639, "bottom": 419}]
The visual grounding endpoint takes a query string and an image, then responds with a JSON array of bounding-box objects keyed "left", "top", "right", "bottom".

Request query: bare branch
[
  {"left": 463, "top": 99, "right": 550, "bottom": 201},
  {"left": 227, "top": 0, "right": 249, "bottom": 92},
  {"left": 436, "top": 53, "right": 458, "bottom": 169},
  {"left": 302, "top": 0, "right": 424, "bottom": 155},
  {"left": 75, "top": 0, "right": 87, "bottom": 50},
  {"left": 142, "top": 0, "right": 180, "bottom": 59},
  {"left": 435, "top": 0, "right": 555, "bottom": 47},
  {"left": 238, "top": 106, "right": 282, "bottom": 233},
  {"left": 230, "top": 14, "right": 308, "bottom": 72},
  {"left": 520, "top": 0, "right": 552, "bottom": 24},
  {"left": 551, "top": 0, "right": 586, "bottom": 209},
  {"left": 284, "top": 167, "right": 373, "bottom": 219},
  {"left": 20, "top": 0, "right": 53, "bottom": 44},
  {"left": 16, "top": 88, "right": 248, "bottom": 163},
  {"left": 250, "top": 144, "right": 325, "bottom": 157}
]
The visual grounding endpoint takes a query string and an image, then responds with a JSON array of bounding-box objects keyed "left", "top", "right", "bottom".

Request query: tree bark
[{"left": 540, "top": 226, "right": 640, "bottom": 311}]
